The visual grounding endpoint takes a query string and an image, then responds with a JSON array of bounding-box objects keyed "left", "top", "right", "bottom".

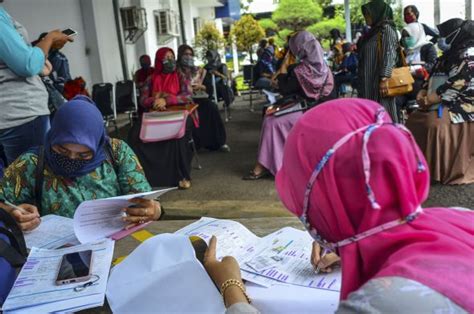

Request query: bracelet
[{"left": 220, "top": 279, "right": 251, "bottom": 305}]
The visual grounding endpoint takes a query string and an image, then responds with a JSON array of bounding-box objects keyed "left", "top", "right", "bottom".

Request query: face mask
[
  {"left": 403, "top": 36, "right": 416, "bottom": 49},
  {"left": 50, "top": 150, "right": 90, "bottom": 176},
  {"left": 140, "top": 61, "right": 150, "bottom": 69},
  {"left": 162, "top": 59, "right": 176, "bottom": 73},
  {"left": 438, "top": 38, "right": 451, "bottom": 52},
  {"left": 182, "top": 55, "right": 195, "bottom": 67},
  {"left": 404, "top": 15, "right": 416, "bottom": 24}
]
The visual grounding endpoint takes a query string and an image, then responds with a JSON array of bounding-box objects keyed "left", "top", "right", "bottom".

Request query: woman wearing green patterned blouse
[{"left": 0, "top": 96, "right": 162, "bottom": 231}]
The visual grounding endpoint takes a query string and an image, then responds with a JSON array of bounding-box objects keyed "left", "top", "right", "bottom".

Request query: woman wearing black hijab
[
  {"left": 406, "top": 18, "right": 474, "bottom": 185},
  {"left": 177, "top": 45, "right": 229, "bottom": 152}
]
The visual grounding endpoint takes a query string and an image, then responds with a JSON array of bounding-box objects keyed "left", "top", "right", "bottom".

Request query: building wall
[{"left": 2, "top": 0, "right": 93, "bottom": 85}]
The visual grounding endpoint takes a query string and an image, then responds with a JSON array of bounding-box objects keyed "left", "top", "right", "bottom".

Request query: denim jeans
[{"left": 0, "top": 115, "right": 50, "bottom": 165}]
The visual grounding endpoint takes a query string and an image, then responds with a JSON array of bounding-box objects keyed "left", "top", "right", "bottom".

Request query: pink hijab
[
  {"left": 276, "top": 98, "right": 474, "bottom": 311},
  {"left": 288, "top": 31, "right": 334, "bottom": 100}
]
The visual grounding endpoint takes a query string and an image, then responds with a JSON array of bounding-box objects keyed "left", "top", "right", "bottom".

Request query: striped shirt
[{"left": 358, "top": 24, "right": 400, "bottom": 123}]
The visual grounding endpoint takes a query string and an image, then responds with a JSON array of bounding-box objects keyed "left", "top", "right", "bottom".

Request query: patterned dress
[{"left": 0, "top": 138, "right": 151, "bottom": 218}]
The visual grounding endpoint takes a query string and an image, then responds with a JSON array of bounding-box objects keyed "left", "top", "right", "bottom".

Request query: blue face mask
[
  {"left": 403, "top": 36, "right": 416, "bottom": 49},
  {"left": 438, "top": 38, "right": 451, "bottom": 52}
]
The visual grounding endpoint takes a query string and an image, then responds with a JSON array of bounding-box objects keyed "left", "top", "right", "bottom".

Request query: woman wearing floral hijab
[
  {"left": 406, "top": 18, "right": 474, "bottom": 185},
  {"left": 244, "top": 31, "right": 334, "bottom": 180},
  {"left": 203, "top": 99, "right": 474, "bottom": 313}
]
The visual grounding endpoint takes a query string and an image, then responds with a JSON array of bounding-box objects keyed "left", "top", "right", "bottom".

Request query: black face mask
[
  {"left": 162, "top": 60, "right": 176, "bottom": 73},
  {"left": 50, "top": 151, "right": 90, "bottom": 176}
]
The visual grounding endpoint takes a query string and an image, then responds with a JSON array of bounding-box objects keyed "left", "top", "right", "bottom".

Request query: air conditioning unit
[
  {"left": 154, "top": 9, "right": 179, "bottom": 43},
  {"left": 120, "top": 6, "right": 148, "bottom": 44}
]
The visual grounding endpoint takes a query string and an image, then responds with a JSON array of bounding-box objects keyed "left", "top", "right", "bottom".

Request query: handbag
[
  {"left": 377, "top": 33, "right": 414, "bottom": 97},
  {"left": 139, "top": 111, "right": 189, "bottom": 143}
]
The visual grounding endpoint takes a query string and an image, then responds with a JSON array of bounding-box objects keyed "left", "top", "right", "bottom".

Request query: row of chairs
[{"left": 92, "top": 80, "right": 138, "bottom": 134}]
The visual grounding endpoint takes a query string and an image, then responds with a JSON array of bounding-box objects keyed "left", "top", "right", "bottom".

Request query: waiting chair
[
  {"left": 211, "top": 74, "right": 230, "bottom": 122},
  {"left": 242, "top": 64, "right": 256, "bottom": 111},
  {"left": 115, "top": 80, "right": 138, "bottom": 125},
  {"left": 92, "top": 83, "right": 118, "bottom": 135}
]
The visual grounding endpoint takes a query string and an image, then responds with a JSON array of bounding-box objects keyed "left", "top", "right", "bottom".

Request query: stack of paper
[
  {"left": 2, "top": 240, "right": 115, "bottom": 313},
  {"left": 24, "top": 215, "right": 78, "bottom": 250},
  {"left": 175, "top": 217, "right": 342, "bottom": 292}
]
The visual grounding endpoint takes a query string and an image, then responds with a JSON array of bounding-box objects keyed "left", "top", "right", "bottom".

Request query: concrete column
[{"left": 344, "top": 0, "right": 352, "bottom": 43}]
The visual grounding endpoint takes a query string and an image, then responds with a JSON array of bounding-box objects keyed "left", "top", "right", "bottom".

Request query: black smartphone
[
  {"left": 55, "top": 250, "right": 93, "bottom": 285},
  {"left": 62, "top": 28, "right": 78, "bottom": 37}
]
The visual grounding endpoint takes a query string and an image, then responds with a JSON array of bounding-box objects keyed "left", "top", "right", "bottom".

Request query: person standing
[
  {"left": 357, "top": 0, "right": 400, "bottom": 122},
  {"left": 0, "top": 4, "right": 71, "bottom": 165},
  {"left": 403, "top": 5, "right": 439, "bottom": 44}
]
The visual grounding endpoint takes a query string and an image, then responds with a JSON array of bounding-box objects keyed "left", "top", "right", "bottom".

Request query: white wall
[{"left": 2, "top": 0, "right": 92, "bottom": 85}]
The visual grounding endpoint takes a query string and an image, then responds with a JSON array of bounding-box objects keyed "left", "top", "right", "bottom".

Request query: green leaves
[
  {"left": 230, "top": 15, "right": 265, "bottom": 53},
  {"left": 272, "top": 0, "right": 323, "bottom": 30}
]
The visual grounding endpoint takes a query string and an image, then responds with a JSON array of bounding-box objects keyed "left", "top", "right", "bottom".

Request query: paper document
[
  {"left": 2, "top": 240, "right": 114, "bottom": 313},
  {"left": 106, "top": 234, "right": 225, "bottom": 313},
  {"left": 74, "top": 188, "right": 176, "bottom": 244},
  {"left": 24, "top": 215, "right": 78, "bottom": 249},
  {"left": 175, "top": 218, "right": 342, "bottom": 292},
  {"left": 262, "top": 89, "right": 279, "bottom": 104}
]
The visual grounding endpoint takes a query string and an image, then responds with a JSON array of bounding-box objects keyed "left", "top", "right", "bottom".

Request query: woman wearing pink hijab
[{"left": 204, "top": 98, "right": 473, "bottom": 313}]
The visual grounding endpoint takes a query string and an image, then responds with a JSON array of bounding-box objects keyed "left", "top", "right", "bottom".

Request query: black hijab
[
  {"left": 204, "top": 50, "right": 222, "bottom": 71},
  {"left": 358, "top": 0, "right": 396, "bottom": 47},
  {"left": 436, "top": 19, "right": 474, "bottom": 71}
]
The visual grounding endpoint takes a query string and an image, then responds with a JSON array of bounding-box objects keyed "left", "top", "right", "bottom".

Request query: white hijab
[{"left": 403, "top": 22, "right": 431, "bottom": 63}]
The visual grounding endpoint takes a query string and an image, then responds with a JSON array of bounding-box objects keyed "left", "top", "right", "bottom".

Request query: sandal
[
  {"left": 178, "top": 179, "right": 192, "bottom": 189},
  {"left": 242, "top": 170, "right": 269, "bottom": 180}
]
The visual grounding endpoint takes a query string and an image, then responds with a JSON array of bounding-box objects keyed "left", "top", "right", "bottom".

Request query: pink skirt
[{"left": 257, "top": 111, "right": 303, "bottom": 175}]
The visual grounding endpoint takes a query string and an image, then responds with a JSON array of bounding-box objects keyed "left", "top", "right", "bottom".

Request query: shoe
[
  {"left": 242, "top": 170, "right": 270, "bottom": 180},
  {"left": 220, "top": 144, "right": 231, "bottom": 152},
  {"left": 178, "top": 179, "right": 191, "bottom": 189}
]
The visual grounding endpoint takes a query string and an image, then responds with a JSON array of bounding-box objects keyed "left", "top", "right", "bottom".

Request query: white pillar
[
  {"left": 232, "top": 40, "right": 239, "bottom": 75},
  {"left": 344, "top": 0, "right": 352, "bottom": 43}
]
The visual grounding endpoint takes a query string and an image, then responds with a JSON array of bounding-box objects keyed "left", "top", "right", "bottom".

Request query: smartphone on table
[
  {"left": 62, "top": 28, "right": 78, "bottom": 37},
  {"left": 55, "top": 250, "right": 93, "bottom": 285}
]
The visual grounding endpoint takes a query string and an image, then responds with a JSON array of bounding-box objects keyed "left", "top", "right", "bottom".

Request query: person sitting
[
  {"left": 406, "top": 18, "right": 474, "bottom": 185},
  {"left": 243, "top": 31, "right": 334, "bottom": 180},
  {"left": 128, "top": 47, "right": 194, "bottom": 189},
  {"left": 203, "top": 50, "right": 234, "bottom": 111},
  {"left": 396, "top": 22, "right": 438, "bottom": 115},
  {"left": 334, "top": 42, "right": 358, "bottom": 96},
  {"left": 63, "top": 76, "right": 90, "bottom": 100},
  {"left": 177, "top": 44, "right": 229, "bottom": 152},
  {"left": 134, "top": 54, "right": 155, "bottom": 108},
  {"left": 254, "top": 39, "right": 275, "bottom": 91},
  {"left": 0, "top": 96, "right": 161, "bottom": 231},
  {"left": 204, "top": 98, "right": 474, "bottom": 313},
  {"left": 0, "top": 5, "right": 71, "bottom": 166},
  {"left": 329, "top": 28, "right": 345, "bottom": 70}
]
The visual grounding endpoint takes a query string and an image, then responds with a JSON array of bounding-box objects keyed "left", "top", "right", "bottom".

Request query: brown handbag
[{"left": 377, "top": 33, "right": 414, "bottom": 97}]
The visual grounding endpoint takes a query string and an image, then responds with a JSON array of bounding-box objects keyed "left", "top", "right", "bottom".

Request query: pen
[
  {"left": 4, "top": 200, "right": 28, "bottom": 214},
  {"left": 315, "top": 247, "right": 329, "bottom": 274}
]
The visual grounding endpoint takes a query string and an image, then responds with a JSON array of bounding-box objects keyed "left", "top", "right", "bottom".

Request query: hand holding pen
[
  {"left": 311, "top": 241, "right": 341, "bottom": 273},
  {"left": 1, "top": 200, "right": 41, "bottom": 231}
]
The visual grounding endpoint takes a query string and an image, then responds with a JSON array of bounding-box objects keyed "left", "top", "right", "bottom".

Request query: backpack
[
  {"left": 0, "top": 207, "right": 27, "bottom": 305},
  {"left": 34, "top": 143, "right": 119, "bottom": 215}
]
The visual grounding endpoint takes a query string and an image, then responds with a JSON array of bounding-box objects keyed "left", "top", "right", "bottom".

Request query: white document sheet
[
  {"left": 24, "top": 215, "right": 78, "bottom": 249},
  {"left": 106, "top": 233, "right": 225, "bottom": 313},
  {"left": 175, "top": 218, "right": 342, "bottom": 292},
  {"left": 73, "top": 188, "right": 176, "bottom": 243},
  {"left": 242, "top": 227, "right": 341, "bottom": 291},
  {"left": 247, "top": 282, "right": 340, "bottom": 314},
  {"left": 2, "top": 240, "right": 114, "bottom": 312},
  {"left": 262, "top": 89, "right": 280, "bottom": 104}
]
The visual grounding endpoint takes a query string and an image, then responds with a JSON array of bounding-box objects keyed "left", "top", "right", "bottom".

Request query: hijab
[
  {"left": 204, "top": 50, "right": 222, "bottom": 71},
  {"left": 44, "top": 96, "right": 108, "bottom": 178},
  {"left": 151, "top": 47, "right": 180, "bottom": 96},
  {"left": 402, "top": 22, "right": 430, "bottom": 63},
  {"left": 135, "top": 55, "right": 154, "bottom": 85},
  {"left": 288, "top": 31, "right": 334, "bottom": 100},
  {"left": 177, "top": 44, "right": 198, "bottom": 77},
  {"left": 360, "top": 0, "right": 395, "bottom": 44},
  {"left": 436, "top": 19, "right": 474, "bottom": 71},
  {"left": 276, "top": 98, "right": 474, "bottom": 311}
]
